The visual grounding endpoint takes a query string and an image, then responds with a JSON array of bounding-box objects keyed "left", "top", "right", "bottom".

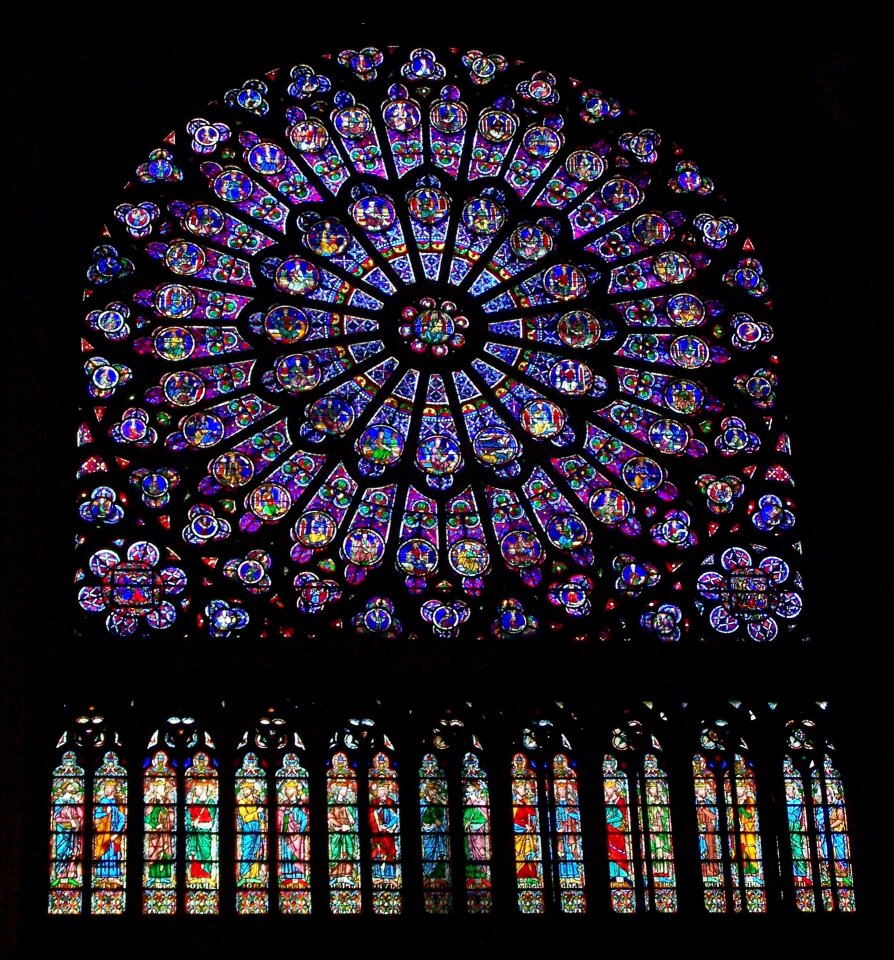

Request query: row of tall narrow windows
[{"left": 49, "top": 736, "right": 854, "bottom": 915}]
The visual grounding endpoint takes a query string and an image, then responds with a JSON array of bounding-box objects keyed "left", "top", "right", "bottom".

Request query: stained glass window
[
  {"left": 74, "top": 44, "right": 802, "bottom": 650},
  {"left": 49, "top": 751, "right": 85, "bottom": 915},
  {"left": 90, "top": 752, "right": 128, "bottom": 915},
  {"left": 368, "top": 751, "right": 402, "bottom": 914},
  {"left": 142, "top": 750, "right": 177, "bottom": 915},
  {"left": 141, "top": 718, "right": 219, "bottom": 915},
  {"left": 235, "top": 752, "right": 269, "bottom": 913},
  {"left": 419, "top": 753, "right": 452, "bottom": 912},
  {"left": 693, "top": 726, "right": 766, "bottom": 913},
  {"left": 603, "top": 719, "right": 676, "bottom": 913},
  {"left": 49, "top": 710, "right": 127, "bottom": 916},
  {"left": 602, "top": 755, "right": 635, "bottom": 909},
  {"left": 511, "top": 712, "right": 586, "bottom": 914},
  {"left": 415, "top": 710, "right": 493, "bottom": 914},
  {"left": 511, "top": 752, "right": 545, "bottom": 914},
  {"left": 461, "top": 752, "right": 493, "bottom": 914},
  {"left": 183, "top": 751, "right": 220, "bottom": 913},
  {"left": 276, "top": 752, "right": 311, "bottom": 914},
  {"left": 784, "top": 719, "right": 855, "bottom": 912},
  {"left": 53, "top": 38, "right": 859, "bottom": 930},
  {"left": 551, "top": 754, "right": 586, "bottom": 912},
  {"left": 327, "top": 751, "right": 361, "bottom": 913},
  {"left": 325, "top": 716, "right": 401, "bottom": 915}
]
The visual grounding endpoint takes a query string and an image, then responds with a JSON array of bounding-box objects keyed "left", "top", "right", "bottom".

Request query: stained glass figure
[
  {"left": 814, "top": 757, "right": 855, "bottom": 911},
  {"left": 76, "top": 45, "right": 802, "bottom": 647},
  {"left": 368, "top": 752, "right": 402, "bottom": 914},
  {"left": 91, "top": 752, "right": 127, "bottom": 915},
  {"left": 276, "top": 752, "right": 311, "bottom": 914},
  {"left": 642, "top": 754, "right": 677, "bottom": 911},
  {"left": 604, "top": 721, "right": 677, "bottom": 913},
  {"left": 143, "top": 751, "right": 177, "bottom": 915},
  {"left": 49, "top": 752, "right": 85, "bottom": 914},
  {"left": 461, "top": 753, "right": 493, "bottom": 914},
  {"left": 551, "top": 754, "right": 586, "bottom": 913},
  {"left": 694, "top": 728, "right": 766, "bottom": 913},
  {"left": 511, "top": 752, "right": 544, "bottom": 913},
  {"left": 235, "top": 752, "right": 269, "bottom": 914},
  {"left": 419, "top": 753, "right": 452, "bottom": 913},
  {"left": 602, "top": 755, "right": 636, "bottom": 912},
  {"left": 184, "top": 751, "right": 220, "bottom": 914},
  {"left": 784, "top": 720, "right": 856, "bottom": 912},
  {"left": 327, "top": 751, "right": 360, "bottom": 914}
]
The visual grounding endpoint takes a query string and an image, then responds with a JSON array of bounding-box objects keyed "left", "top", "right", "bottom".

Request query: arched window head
[
  {"left": 693, "top": 724, "right": 766, "bottom": 913},
  {"left": 75, "top": 45, "right": 803, "bottom": 648},
  {"left": 784, "top": 717, "right": 856, "bottom": 912}
]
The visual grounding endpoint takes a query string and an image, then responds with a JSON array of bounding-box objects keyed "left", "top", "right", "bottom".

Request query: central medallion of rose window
[{"left": 400, "top": 297, "right": 468, "bottom": 356}]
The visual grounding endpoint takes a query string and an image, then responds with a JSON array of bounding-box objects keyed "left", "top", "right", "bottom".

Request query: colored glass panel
[
  {"left": 603, "top": 755, "right": 636, "bottom": 913},
  {"left": 49, "top": 752, "right": 85, "bottom": 914},
  {"left": 327, "top": 752, "right": 360, "bottom": 914},
  {"left": 642, "top": 754, "right": 676, "bottom": 912},
  {"left": 725, "top": 755, "right": 765, "bottom": 912},
  {"left": 76, "top": 45, "right": 801, "bottom": 648},
  {"left": 91, "top": 752, "right": 127, "bottom": 915},
  {"left": 511, "top": 753, "right": 544, "bottom": 913},
  {"left": 184, "top": 751, "right": 219, "bottom": 914},
  {"left": 692, "top": 752, "right": 726, "bottom": 912},
  {"left": 813, "top": 756, "right": 856, "bottom": 911},
  {"left": 368, "top": 752, "right": 402, "bottom": 914},
  {"left": 235, "top": 752, "right": 269, "bottom": 914},
  {"left": 143, "top": 751, "right": 177, "bottom": 915},
  {"left": 419, "top": 754, "right": 452, "bottom": 913},
  {"left": 552, "top": 754, "right": 585, "bottom": 913},
  {"left": 276, "top": 753, "right": 311, "bottom": 914},
  {"left": 461, "top": 753, "right": 493, "bottom": 913}
]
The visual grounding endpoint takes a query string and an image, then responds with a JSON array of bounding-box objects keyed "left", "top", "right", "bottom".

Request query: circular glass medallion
[
  {"left": 397, "top": 538, "right": 438, "bottom": 574},
  {"left": 358, "top": 425, "right": 405, "bottom": 466},
  {"left": 249, "top": 482, "right": 292, "bottom": 521},
  {"left": 308, "top": 396, "right": 355, "bottom": 435},
  {"left": 448, "top": 538, "right": 490, "bottom": 577},
  {"left": 500, "top": 530, "right": 542, "bottom": 569},
  {"left": 416, "top": 435, "right": 461, "bottom": 476},
  {"left": 342, "top": 527, "right": 385, "bottom": 567},
  {"left": 295, "top": 510, "right": 338, "bottom": 548},
  {"left": 473, "top": 428, "right": 519, "bottom": 466}
]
